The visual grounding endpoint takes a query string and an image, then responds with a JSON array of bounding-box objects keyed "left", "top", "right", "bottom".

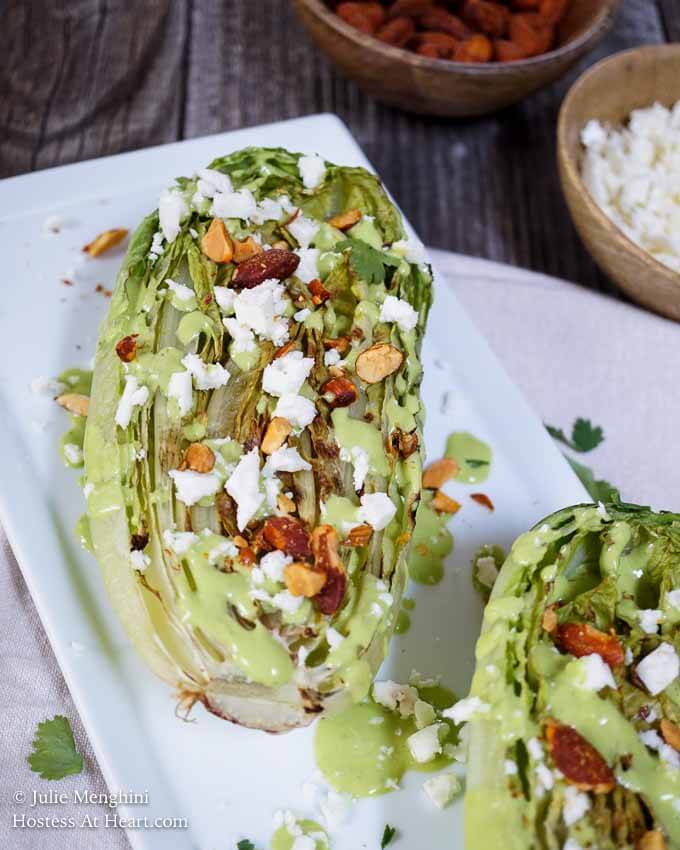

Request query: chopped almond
[
  {"left": 323, "top": 336, "right": 351, "bottom": 354},
  {"left": 284, "top": 561, "right": 327, "bottom": 597},
  {"left": 356, "top": 343, "right": 404, "bottom": 384},
  {"left": 83, "top": 228, "right": 128, "bottom": 257},
  {"left": 396, "top": 530, "right": 412, "bottom": 547},
  {"left": 263, "top": 516, "right": 312, "bottom": 559},
  {"left": 546, "top": 721, "right": 615, "bottom": 793},
  {"left": 637, "top": 832, "right": 668, "bottom": 850},
  {"left": 328, "top": 208, "right": 363, "bottom": 231},
  {"left": 555, "top": 622, "right": 624, "bottom": 667},
  {"left": 234, "top": 535, "right": 248, "bottom": 549},
  {"left": 273, "top": 339, "right": 298, "bottom": 360},
  {"left": 309, "top": 278, "right": 331, "bottom": 305},
  {"left": 311, "top": 524, "right": 343, "bottom": 574},
  {"left": 322, "top": 377, "right": 358, "bottom": 409},
  {"left": 115, "top": 334, "right": 138, "bottom": 363},
  {"left": 431, "top": 491, "right": 461, "bottom": 514},
  {"left": 239, "top": 547, "right": 256, "bottom": 567},
  {"left": 262, "top": 417, "right": 293, "bottom": 455},
  {"left": 232, "top": 236, "right": 263, "bottom": 263},
  {"left": 422, "top": 457, "right": 459, "bottom": 489},
  {"left": 277, "top": 492, "right": 296, "bottom": 514},
  {"left": 471, "top": 492, "right": 495, "bottom": 511},
  {"left": 182, "top": 443, "right": 215, "bottom": 473},
  {"left": 542, "top": 605, "right": 558, "bottom": 634},
  {"left": 201, "top": 219, "right": 233, "bottom": 263},
  {"left": 661, "top": 719, "right": 680, "bottom": 753},
  {"left": 345, "top": 524, "right": 373, "bottom": 547},
  {"left": 56, "top": 393, "right": 89, "bottom": 417}
]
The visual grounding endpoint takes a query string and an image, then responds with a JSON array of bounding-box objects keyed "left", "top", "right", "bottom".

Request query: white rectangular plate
[{"left": 0, "top": 114, "right": 587, "bottom": 850}]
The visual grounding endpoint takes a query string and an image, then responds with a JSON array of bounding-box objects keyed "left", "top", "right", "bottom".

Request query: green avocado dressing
[
  {"left": 176, "top": 310, "right": 213, "bottom": 346},
  {"left": 331, "top": 408, "right": 389, "bottom": 478},
  {"left": 178, "top": 544, "right": 294, "bottom": 688},
  {"left": 58, "top": 367, "right": 92, "bottom": 396},
  {"left": 60, "top": 414, "right": 86, "bottom": 468},
  {"left": 271, "top": 819, "right": 328, "bottom": 850},
  {"left": 315, "top": 684, "right": 456, "bottom": 797},
  {"left": 408, "top": 493, "right": 454, "bottom": 585},
  {"left": 395, "top": 598, "right": 415, "bottom": 635},
  {"left": 445, "top": 432, "right": 492, "bottom": 484}
]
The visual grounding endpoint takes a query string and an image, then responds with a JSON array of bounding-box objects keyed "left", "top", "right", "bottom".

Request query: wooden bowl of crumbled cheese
[{"left": 558, "top": 44, "right": 680, "bottom": 321}]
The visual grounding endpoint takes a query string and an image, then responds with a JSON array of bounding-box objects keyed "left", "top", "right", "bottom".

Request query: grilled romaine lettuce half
[
  {"left": 465, "top": 502, "right": 680, "bottom": 850},
  {"left": 83, "top": 148, "right": 432, "bottom": 732}
]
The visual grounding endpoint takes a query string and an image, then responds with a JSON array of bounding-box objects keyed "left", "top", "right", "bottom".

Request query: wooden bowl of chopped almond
[
  {"left": 558, "top": 45, "right": 680, "bottom": 321},
  {"left": 292, "top": 0, "right": 620, "bottom": 117}
]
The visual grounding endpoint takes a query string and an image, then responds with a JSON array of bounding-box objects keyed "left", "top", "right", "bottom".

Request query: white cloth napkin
[{"left": 1, "top": 251, "right": 678, "bottom": 849}]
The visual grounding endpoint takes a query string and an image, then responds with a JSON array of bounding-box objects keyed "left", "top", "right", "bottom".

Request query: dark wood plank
[
  {"left": 184, "top": 0, "right": 666, "bottom": 295},
  {"left": 658, "top": 0, "right": 680, "bottom": 42},
  {"left": 0, "top": 0, "right": 188, "bottom": 178}
]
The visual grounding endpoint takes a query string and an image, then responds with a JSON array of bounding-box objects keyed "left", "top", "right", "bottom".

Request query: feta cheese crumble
[
  {"left": 636, "top": 642, "right": 679, "bottom": 695},
  {"left": 225, "top": 278, "right": 289, "bottom": 348},
  {"left": 638, "top": 608, "right": 663, "bottom": 634},
  {"left": 273, "top": 393, "right": 317, "bottom": 430},
  {"left": 181, "top": 353, "right": 230, "bottom": 390},
  {"left": 562, "top": 785, "right": 591, "bottom": 826},
  {"left": 264, "top": 446, "right": 312, "bottom": 476},
  {"left": 294, "top": 248, "right": 321, "bottom": 283},
  {"left": 262, "top": 351, "right": 314, "bottom": 397},
  {"left": 115, "top": 375, "right": 149, "bottom": 429},
  {"left": 158, "top": 188, "right": 188, "bottom": 243},
  {"left": 357, "top": 492, "right": 396, "bottom": 531},
  {"left": 167, "top": 370, "right": 193, "bottom": 416},
  {"left": 324, "top": 349, "right": 341, "bottom": 367},
  {"left": 162, "top": 529, "right": 198, "bottom": 555},
  {"left": 422, "top": 772, "right": 461, "bottom": 809},
  {"left": 168, "top": 469, "right": 221, "bottom": 506},
  {"left": 379, "top": 294, "right": 418, "bottom": 332},
  {"left": 225, "top": 448, "right": 264, "bottom": 531},
  {"left": 580, "top": 102, "right": 680, "bottom": 273},
  {"left": 372, "top": 680, "right": 418, "bottom": 717},
  {"left": 574, "top": 654, "right": 616, "bottom": 691},
  {"left": 340, "top": 446, "right": 370, "bottom": 492},
  {"left": 442, "top": 696, "right": 490, "bottom": 725},
  {"left": 390, "top": 236, "right": 427, "bottom": 265},
  {"left": 407, "top": 724, "right": 443, "bottom": 764},
  {"left": 130, "top": 550, "right": 150, "bottom": 572},
  {"left": 298, "top": 153, "right": 326, "bottom": 189},
  {"left": 287, "top": 212, "right": 319, "bottom": 248}
]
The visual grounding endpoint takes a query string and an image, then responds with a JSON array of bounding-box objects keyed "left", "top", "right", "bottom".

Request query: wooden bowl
[
  {"left": 292, "top": 0, "right": 620, "bottom": 117},
  {"left": 558, "top": 45, "right": 680, "bottom": 321}
]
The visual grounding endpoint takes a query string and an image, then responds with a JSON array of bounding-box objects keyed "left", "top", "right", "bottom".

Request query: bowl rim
[
  {"left": 295, "top": 0, "right": 622, "bottom": 74},
  {"left": 558, "top": 43, "right": 680, "bottom": 287}
]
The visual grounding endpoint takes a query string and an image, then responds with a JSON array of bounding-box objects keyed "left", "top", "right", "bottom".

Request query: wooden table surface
[{"left": 1, "top": 1, "right": 677, "bottom": 296}]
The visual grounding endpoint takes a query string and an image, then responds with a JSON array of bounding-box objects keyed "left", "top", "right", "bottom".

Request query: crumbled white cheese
[
  {"left": 214, "top": 285, "right": 236, "bottom": 314},
  {"left": 162, "top": 529, "right": 198, "bottom": 554},
  {"left": 475, "top": 555, "right": 499, "bottom": 588},
  {"left": 130, "top": 550, "right": 150, "bottom": 572},
  {"left": 294, "top": 308, "right": 311, "bottom": 322},
  {"left": 298, "top": 153, "right": 326, "bottom": 189},
  {"left": 324, "top": 349, "right": 341, "bottom": 367},
  {"left": 44, "top": 214, "right": 64, "bottom": 234},
  {"left": 574, "top": 654, "right": 617, "bottom": 691},
  {"left": 196, "top": 167, "right": 233, "bottom": 196},
  {"left": 165, "top": 277, "right": 195, "bottom": 301},
  {"left": 636, "top": 643, "right": 679, "bottom": 695},
  {"left": 563, "top": 840, "right": 584, "bottom": 850},
  {"left": 379, "top": 294, "right": 418, "bottom": 332},
  {"left": 357, "top": 492, "right": 396, "bottom": 531},
  {"left": 273, "top": 393, "right": 317, "bottom": 430},
  {"left": 168, "top": 469, "right": 221, "bottom": 506},
  {"left": 638, "top": 608, "right": 663, "bottom": 634},
  {"left": 63, "top": 443, "right": 83, "bottom": 465},
  {"left": 225, "top": 448, "right": 264, "bottom": 531},
  {"left": 211, "top": 187, "right": 257, "bottom": 221},
  {"left": 414, "top": 699, "right": 437, "bottom": 730},
  {"left": 264, "top": 445, "right": 312, "bottom": 476},
  {"left": 536, "top": 763, "right": 555, "bottom": 792},
  {"left": 391, "top": 236, "right": 427, "bottom": 265},
  {"left": 318, "top": 790, "right": 351, "bottom": 831},
  {"left": 158, "top": 188, "right": 188, "bottom": 243},
  {"left": 527, "top": 737, "right": 544, "bottom": 761},
  {"left": 83, "top": 482, "right": 94, "bottom": 499},
  {"left": 231, "top": 278, "right": 289, "bottom": 347},
  {"left": 287, "top": 212, "right": 319, "bottom": 248},
  {"left": 251, "top": 197, "right": 284, "bottom": 225},
  {"left": 407, "top": 724, "right": 443, "bottom": 764},
  {"left": 504, "top": 760, "right": 518, "bottom": 776},
  {"left": 222, "top": 317, "right": 256, "bottom": 352},
  {"left": 294, "top": 247, "right": 321, "bottom": 283},
  {"left": 148, "top": 230, "right": 165, "bottom": 261},
  {"left": 167, "top": 370, "right": 193, "bottom": 416},
  {"left": 262, "top": 350, "right": 314, "bottom": 397},
  {"left": 208, "top": 540, "right": 239, "bottom": 564},
  {"left": 340, "top": 446, "right": 370, "bottom": 492},
  {"left": 326, "top": 627, "right": 344, "bottom": 650},
  {"left": 115, "top": 375, "right": 149, "bottom": 429},
  {"left": 580, "top": 103, "right": 680, "bottom": 273},
  {"left": 639, "top": 729, "right": 680, "bottom": 769},
  {"left": 372, "top": 680, "right": 418, "bottom": 717},
  {"left": 271, "top": 590, "right": 303, "bottom": 615},
  {"left": 666, "top": 589, "right": 680, "bottom": 610},
  {"left": 182, "top": 353, "right": 230, "bottom": 390},
  {"left": 625, "top": 646, "right": 634, "bottom": 666},
  {"left": 442, "top": 696, "right": 490, "bottom": 725},
  {"left": 422, "top": 772, "right": 461, "bottom": 809},
  {"left": 562, "top": 785, "right": 591, "bottom": 826}
]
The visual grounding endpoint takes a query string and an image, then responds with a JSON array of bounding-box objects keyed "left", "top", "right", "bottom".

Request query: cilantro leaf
[
  {"left": 571, "top": 418, "right": 604, "bottom": 452},
  {"left": 337, "top": 238, "right": 399, "bottom": 286},
  {"left": 545, "top": 418, "right": 605, "bottom": 453},
  {"left": 566, "top": 456, "right": 620, "bottom": 502},
  {"left": 236, "top": 841, "right": 255, "bottom": 850},
  {"left": 27, "top": 715, "right": 83, "bottom": 780},
  {"left": 465, "top": 458, "right": 489, "bottom": 468},
  {"left": 381, "top": 824, "right": 397, "bottom": 848}
]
